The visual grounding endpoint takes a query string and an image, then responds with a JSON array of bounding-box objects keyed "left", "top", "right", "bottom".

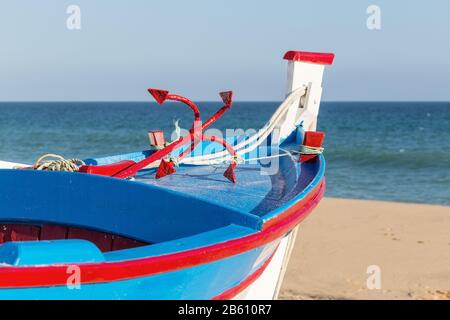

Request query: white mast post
[
  {"left": 271, "top": 51, "right": 334, "bottom": 299},
  {"left": 279, "top": 51, "right": 334, "bottom": 138}
]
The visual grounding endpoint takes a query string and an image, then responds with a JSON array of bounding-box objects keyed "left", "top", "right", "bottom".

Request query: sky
[{"left": 0, "top": 0, "right": 449, "bottom": 101}]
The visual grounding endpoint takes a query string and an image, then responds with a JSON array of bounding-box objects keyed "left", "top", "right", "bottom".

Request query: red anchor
[{"left": 111, "top": 89, "right": 238, "bottom": 182}]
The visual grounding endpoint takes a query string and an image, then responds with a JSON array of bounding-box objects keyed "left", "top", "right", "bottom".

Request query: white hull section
[{"left": 234, "top": 231, "right": 294, "bottom": 300}]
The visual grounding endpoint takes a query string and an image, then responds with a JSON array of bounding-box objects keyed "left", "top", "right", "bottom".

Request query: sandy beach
[{"left": 280, "top": 197, "right": 450, "bottom": 300}]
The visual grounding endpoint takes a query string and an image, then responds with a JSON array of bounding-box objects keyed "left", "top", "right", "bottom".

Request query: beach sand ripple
[{"left": 280, "top": 198, "right": 450, "bottom": 300}]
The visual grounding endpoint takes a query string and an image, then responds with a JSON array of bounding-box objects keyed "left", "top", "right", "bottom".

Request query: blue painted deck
[
  {"left": 135, "top": 152, "right": 301, "bottom": 216},
  {"left": 0, "top": 128, "right": 326, "bottom": 298}
]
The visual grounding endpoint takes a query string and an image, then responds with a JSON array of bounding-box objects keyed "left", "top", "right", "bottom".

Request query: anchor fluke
[
  {"left": 219, "top": 91, "right": 233, "bottom": 108},
  {"left": 155, "top": 159, "right": 176, "bottom": 179},
  {"left": 223, "top": 162, "right": 236, "bottom": 183},
  {"left": 148, "top": 88, "right": 169, "bottom": 105}
]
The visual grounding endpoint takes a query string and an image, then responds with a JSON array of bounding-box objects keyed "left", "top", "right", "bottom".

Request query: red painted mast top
[{"left": 283, "top": 51, "right": 335, "bottom": 65}]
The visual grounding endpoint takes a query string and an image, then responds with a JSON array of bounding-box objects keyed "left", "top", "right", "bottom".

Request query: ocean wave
[{"left": 325, "top": 147, "right": 450, "bottom": 169}]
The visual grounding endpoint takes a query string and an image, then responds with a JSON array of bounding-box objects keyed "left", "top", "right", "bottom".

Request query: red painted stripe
[
  {"left": 262, "top": 180, "right": 324, "bottom": 231},
  {"left": 0, "top": 179, "right": 325, "bottom": 288},
  {"left": 212, "top": 250, "right": 276, "bottom": 300},
  {"left": 283, "top": 51, "right": 335, "bottom": 65},
  {"left": 300, "top": 131, "right": 325, "bottom": 163}
]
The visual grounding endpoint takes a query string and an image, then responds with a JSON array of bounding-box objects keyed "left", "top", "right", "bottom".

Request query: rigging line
[
  {"left": 182, "top": 86, "right": 307, "bottom": 164},
  {"left": 205, "top": 149, "right": 298, "bottom": 167}
]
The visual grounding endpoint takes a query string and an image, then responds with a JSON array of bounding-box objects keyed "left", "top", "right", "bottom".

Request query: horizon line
[{"left": 0, "top": 100, "right": 449, "bottom": 104}]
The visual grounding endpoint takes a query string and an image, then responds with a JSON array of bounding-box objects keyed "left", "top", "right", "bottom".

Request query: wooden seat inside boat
[{"left": 0, "top": 222, "right": 147, "bottom": 252}]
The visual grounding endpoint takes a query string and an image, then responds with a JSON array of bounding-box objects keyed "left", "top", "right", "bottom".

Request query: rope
[
  {"left": 203, "top": 145, "right": 323, "bottom": 166},
  {"left": 34, "top": 154, "right": 85, "bottom": 172},
  {"left": 300, "top": 145, "right": 324, "bottom": 155},
  {"left": 244, "top": 153, "right": 293, "bottom": 163},
  {"left": 170, "top": 156, "right": 180, "bottom": 167},
  {"left": 209, "top": 151, "right": 293, "bottom": 166},
  {"left": 182, "top": 86, "right": 307, "bottom": 165}
]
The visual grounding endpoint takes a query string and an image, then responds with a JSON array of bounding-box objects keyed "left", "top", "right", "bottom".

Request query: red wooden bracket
[
  {"left": 148, "top": 130, "right": 166, "bottom": 148},
  {"left": 283, "top": 51, "right": 335, "bottom": 65},
  {"left": 299, "top": 131, "right": 325, "bottom": 163}
]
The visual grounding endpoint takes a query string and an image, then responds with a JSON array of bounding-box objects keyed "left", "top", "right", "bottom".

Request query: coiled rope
[
  {"left": 300, "top": 145, "right": 324, "bottom": 155},
  {"left": 34, "top": 154, "right": 85, "bottom": 172}
]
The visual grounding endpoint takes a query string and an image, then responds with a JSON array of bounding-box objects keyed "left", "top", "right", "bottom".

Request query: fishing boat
[{"left": 0, "top": 50, "right": 334, "bottom": 299}]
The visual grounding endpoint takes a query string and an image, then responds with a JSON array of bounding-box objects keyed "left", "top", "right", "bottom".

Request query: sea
[{"left": 0, "top": 101, "right": 449, "bottom": 206}]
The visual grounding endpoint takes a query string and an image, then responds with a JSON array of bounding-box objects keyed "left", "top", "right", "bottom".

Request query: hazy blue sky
[{"left": 0, "top": 1, "right": 449, "bottom": 101}]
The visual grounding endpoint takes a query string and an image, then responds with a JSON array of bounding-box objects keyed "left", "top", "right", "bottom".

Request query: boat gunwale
[
  {"left": 212, "top": 246, "right": 277, "bottom": 300},
  {"left": 0, "top": 176, "right": 325, "bottom": 288}
]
